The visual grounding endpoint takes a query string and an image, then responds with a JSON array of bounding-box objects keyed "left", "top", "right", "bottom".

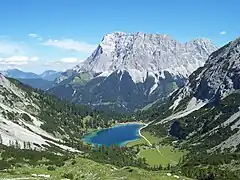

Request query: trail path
[
  {"left": 139, "top": 121, "right": 177, "bottom": 164},
  {"left": 138, "top": 123, "right": 152, "bottom": 146}
]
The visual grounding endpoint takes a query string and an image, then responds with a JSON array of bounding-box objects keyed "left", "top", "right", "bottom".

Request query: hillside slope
[
  {"left": 135, "top": 37, "right": 240, "bottom": 179},
  {"left": 143, "top": 37, "right": 240, "bottom": 151},
  {"left": 0, "top": 74, "right": 116, "bottom": 152}
]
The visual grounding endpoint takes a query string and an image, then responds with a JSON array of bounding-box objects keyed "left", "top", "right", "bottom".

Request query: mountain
[
  {"left": 1, "top": 69, "right": 40, "bottom": 79},
  {"left": 40, "top": 70, "right": 62, "bottom": 81},
  {"left": 137, "top": 37, "right": 240, "bottom": 179},
  {"left": 1, "top": 69, "right": 61, "bottom": 90},
  {"left": 0, "top": 73, "right": 117, "bottom": 152},
  {"left": 17, "top": 78, "right": 54, "bottom": 90},
  {"left": 50, "top": 32, "right": 217, "bottom": 113},
  {"left": 145, "top": 37, "right": 240, "bottom": 149}
]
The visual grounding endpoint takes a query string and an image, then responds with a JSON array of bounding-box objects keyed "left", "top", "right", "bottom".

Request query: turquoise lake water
[{"left": 82, "top": 124, "right": 144, "bottom": 147}]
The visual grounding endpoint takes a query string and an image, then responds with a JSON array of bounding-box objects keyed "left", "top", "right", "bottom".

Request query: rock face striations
[{"left": 50, "top": 32, "right": 217, "bottom": 113}]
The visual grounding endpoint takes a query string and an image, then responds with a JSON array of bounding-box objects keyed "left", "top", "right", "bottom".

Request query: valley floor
[{"left": 127, "top": 130, "right": 186, "bottom": 168}]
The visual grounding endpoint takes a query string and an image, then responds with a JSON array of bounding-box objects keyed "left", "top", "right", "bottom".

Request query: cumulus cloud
[
  {"left": 60, "top": 57, "right": 79, "bottom": 63},
  {"left": 0, "top": 56, "right": 39, "bottom": 66},
  {"left": 45, "top": 57, "right": 84, "bottom": 65},
  {"left": 42, "top": 39, "right": 96, "bottom": 53},
  {"left": 220, "top": 31, "right": 226, "bottom": 35},
  {"left": 43, "top": 57, "right": 84, "bottom": 72},
  {"left": 0, "top": 36, "right": 93, "bottom": 72}
]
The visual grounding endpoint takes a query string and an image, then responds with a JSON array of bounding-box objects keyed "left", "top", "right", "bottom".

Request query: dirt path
[
  {"left": 138, "top": 123, "right": 152, "bottom": 146},
  {"left": 138, "top": 122, "right": 177, "bottom": 164}
]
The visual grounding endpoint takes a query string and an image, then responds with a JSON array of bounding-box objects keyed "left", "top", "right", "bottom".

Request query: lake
[{"left": 82, "top": 123, "right": 144, "bottom": 147}]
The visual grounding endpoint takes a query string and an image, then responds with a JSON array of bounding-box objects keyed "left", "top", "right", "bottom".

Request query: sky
[{"left": 0, "top": 0, "right": 239, "bottom": 73}]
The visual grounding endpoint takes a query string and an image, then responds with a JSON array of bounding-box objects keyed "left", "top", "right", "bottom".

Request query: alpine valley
[
  {"left": 1, "top": 34, "right": 240, "bottom": 180},
  {"left": 49, "top": 32, "right": 217, "bottom": 113}
]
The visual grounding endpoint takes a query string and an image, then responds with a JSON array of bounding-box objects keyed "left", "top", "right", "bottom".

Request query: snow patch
[
  {"left": 149, "top": 83, "right": 158, "bottom": 95},
  {"left": 148, "top": 72, "right": 159, "bottom": 94},
  {"left": 72, "top": 90, "right": 77, "bottom": 97},
  {"left": 119, "top": 70, "right": 124, "bottom": 81}
]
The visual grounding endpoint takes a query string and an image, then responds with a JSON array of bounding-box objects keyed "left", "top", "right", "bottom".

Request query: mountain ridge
[
  {"left": 0, "top": 69, "right": 62, "bottom": 90},
  {"left": 1, "top": 69, "right": 61, "bottom": 81},
  {"left": 63, "top": 32, "right": 217, "bottom": 82},
  {"left": 142, "top": 37, "right": 240, "bottom": 152},
  {"left": 51, "top": 32, "right": 217, "bottom": 113}
]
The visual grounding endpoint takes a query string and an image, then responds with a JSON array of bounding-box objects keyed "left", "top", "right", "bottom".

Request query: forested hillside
[{"left": 135, "top": 37, "right": 240, "bottom": 179}]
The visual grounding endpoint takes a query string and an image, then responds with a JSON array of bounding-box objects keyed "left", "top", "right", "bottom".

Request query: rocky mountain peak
[
  {"left": 173, "top": 37, "right": 240, "bottom": 103},
  {"left": 73, "top": 32, "right": 217, "bottom": 82},
  {"left": 52, "top": 32, "right": 217, "bottom": 113}
]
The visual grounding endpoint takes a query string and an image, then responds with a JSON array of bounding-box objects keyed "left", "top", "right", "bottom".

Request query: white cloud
[
  {"left": 0, "top": 56, "right": 39, "bottom": 66},
  {"left": 60, "top": 57, "right": 79, "bottom": 63},
  {"left": 45, "top": 57, "right": 84, "bottom": 65},
  {"left": 0, "top": 36, "right": 93, "bottom": 72},
  {"left": 43, "top": 58, "right": 85, "bottom": 72},
  {"left": 28, "top": 33, "right": 39, "bottom": 38},
  {"left": 220, "top": 31, "right": 226, "bottom": 35},
  {"left": 5, "top": 56, "right": 29, "bottom": 62},
  {"left": 42, "top": 39, "right": 96, "bottom": 53},
  {"left": 28, "top": 33, "right": 43, "bottom": 41}
]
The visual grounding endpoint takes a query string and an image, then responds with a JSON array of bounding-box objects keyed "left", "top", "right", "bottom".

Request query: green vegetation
[
  {"left": 126, "top": 132, "right": 160, "bottom": 147},
  {"left": 71, "top": 72, "right": 92, "bottom": 85},
  {"left": 178, "top": 152, "right": 240, "bottom": 180},
  {"left": 136, "top": 92, "right": 240, "bottom": 179},
  {"left": 4, "top": 77, "right": 132, "bottom": 151},
  {"left": 0, "top": 144, "right": 71, "bottom": 171},
  {"left": 0, "top": 140, "right": 191, "bottom": 180},
  {"left": 0, "top": 156, "right": 191, "bottom": 180},
  {"left": 139, "top": 146, "right": 185, "bottom": 167},
  {"left": 4, "top": 75, "right": 240, "bottom": 180},
  {"left": 21, "top": 113, "right": 33, "bottom": 122},
  {"left": 127, "top": 131, "right": 185, "bottom": 168}
]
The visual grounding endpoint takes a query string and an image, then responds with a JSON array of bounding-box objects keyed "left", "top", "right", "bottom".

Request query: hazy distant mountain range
[{"left": 0, "top": 69, "right": 61, "bottom": 90}]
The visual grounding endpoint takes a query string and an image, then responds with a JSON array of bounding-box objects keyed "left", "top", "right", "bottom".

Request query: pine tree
[{"left": 0, "top": 134, "right": 2, "bottom": 144}]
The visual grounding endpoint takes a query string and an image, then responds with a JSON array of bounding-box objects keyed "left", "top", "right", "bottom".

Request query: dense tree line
[
  {"left": 0, "top": 144, "right": 71, "bottom": 170},
  {"left": 88, "top": 144, "right": 147, "bottom": 168},
  {"left": 177, "top": 151, "right": 240, "bottom": 180}
]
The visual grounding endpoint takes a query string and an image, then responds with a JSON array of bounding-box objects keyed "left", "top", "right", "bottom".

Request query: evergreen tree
[{"left": 0, "top": 134, "right": 3, "bottom": 144}]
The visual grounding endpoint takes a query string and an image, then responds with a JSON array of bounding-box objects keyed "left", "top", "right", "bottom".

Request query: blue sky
[{"left": 0, "top": 0, "right": 239, "bottom": 73}]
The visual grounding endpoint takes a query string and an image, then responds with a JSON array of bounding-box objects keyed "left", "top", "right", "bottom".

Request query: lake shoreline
[
  {"left": 82, "top": 122, "right": 144, "bottom": 140},
  {"left": 116, "top": 121, "right": 147, "bottom": 125},
  {"left": 82, "top": 122, "right": 145, "bottom": 147}
]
